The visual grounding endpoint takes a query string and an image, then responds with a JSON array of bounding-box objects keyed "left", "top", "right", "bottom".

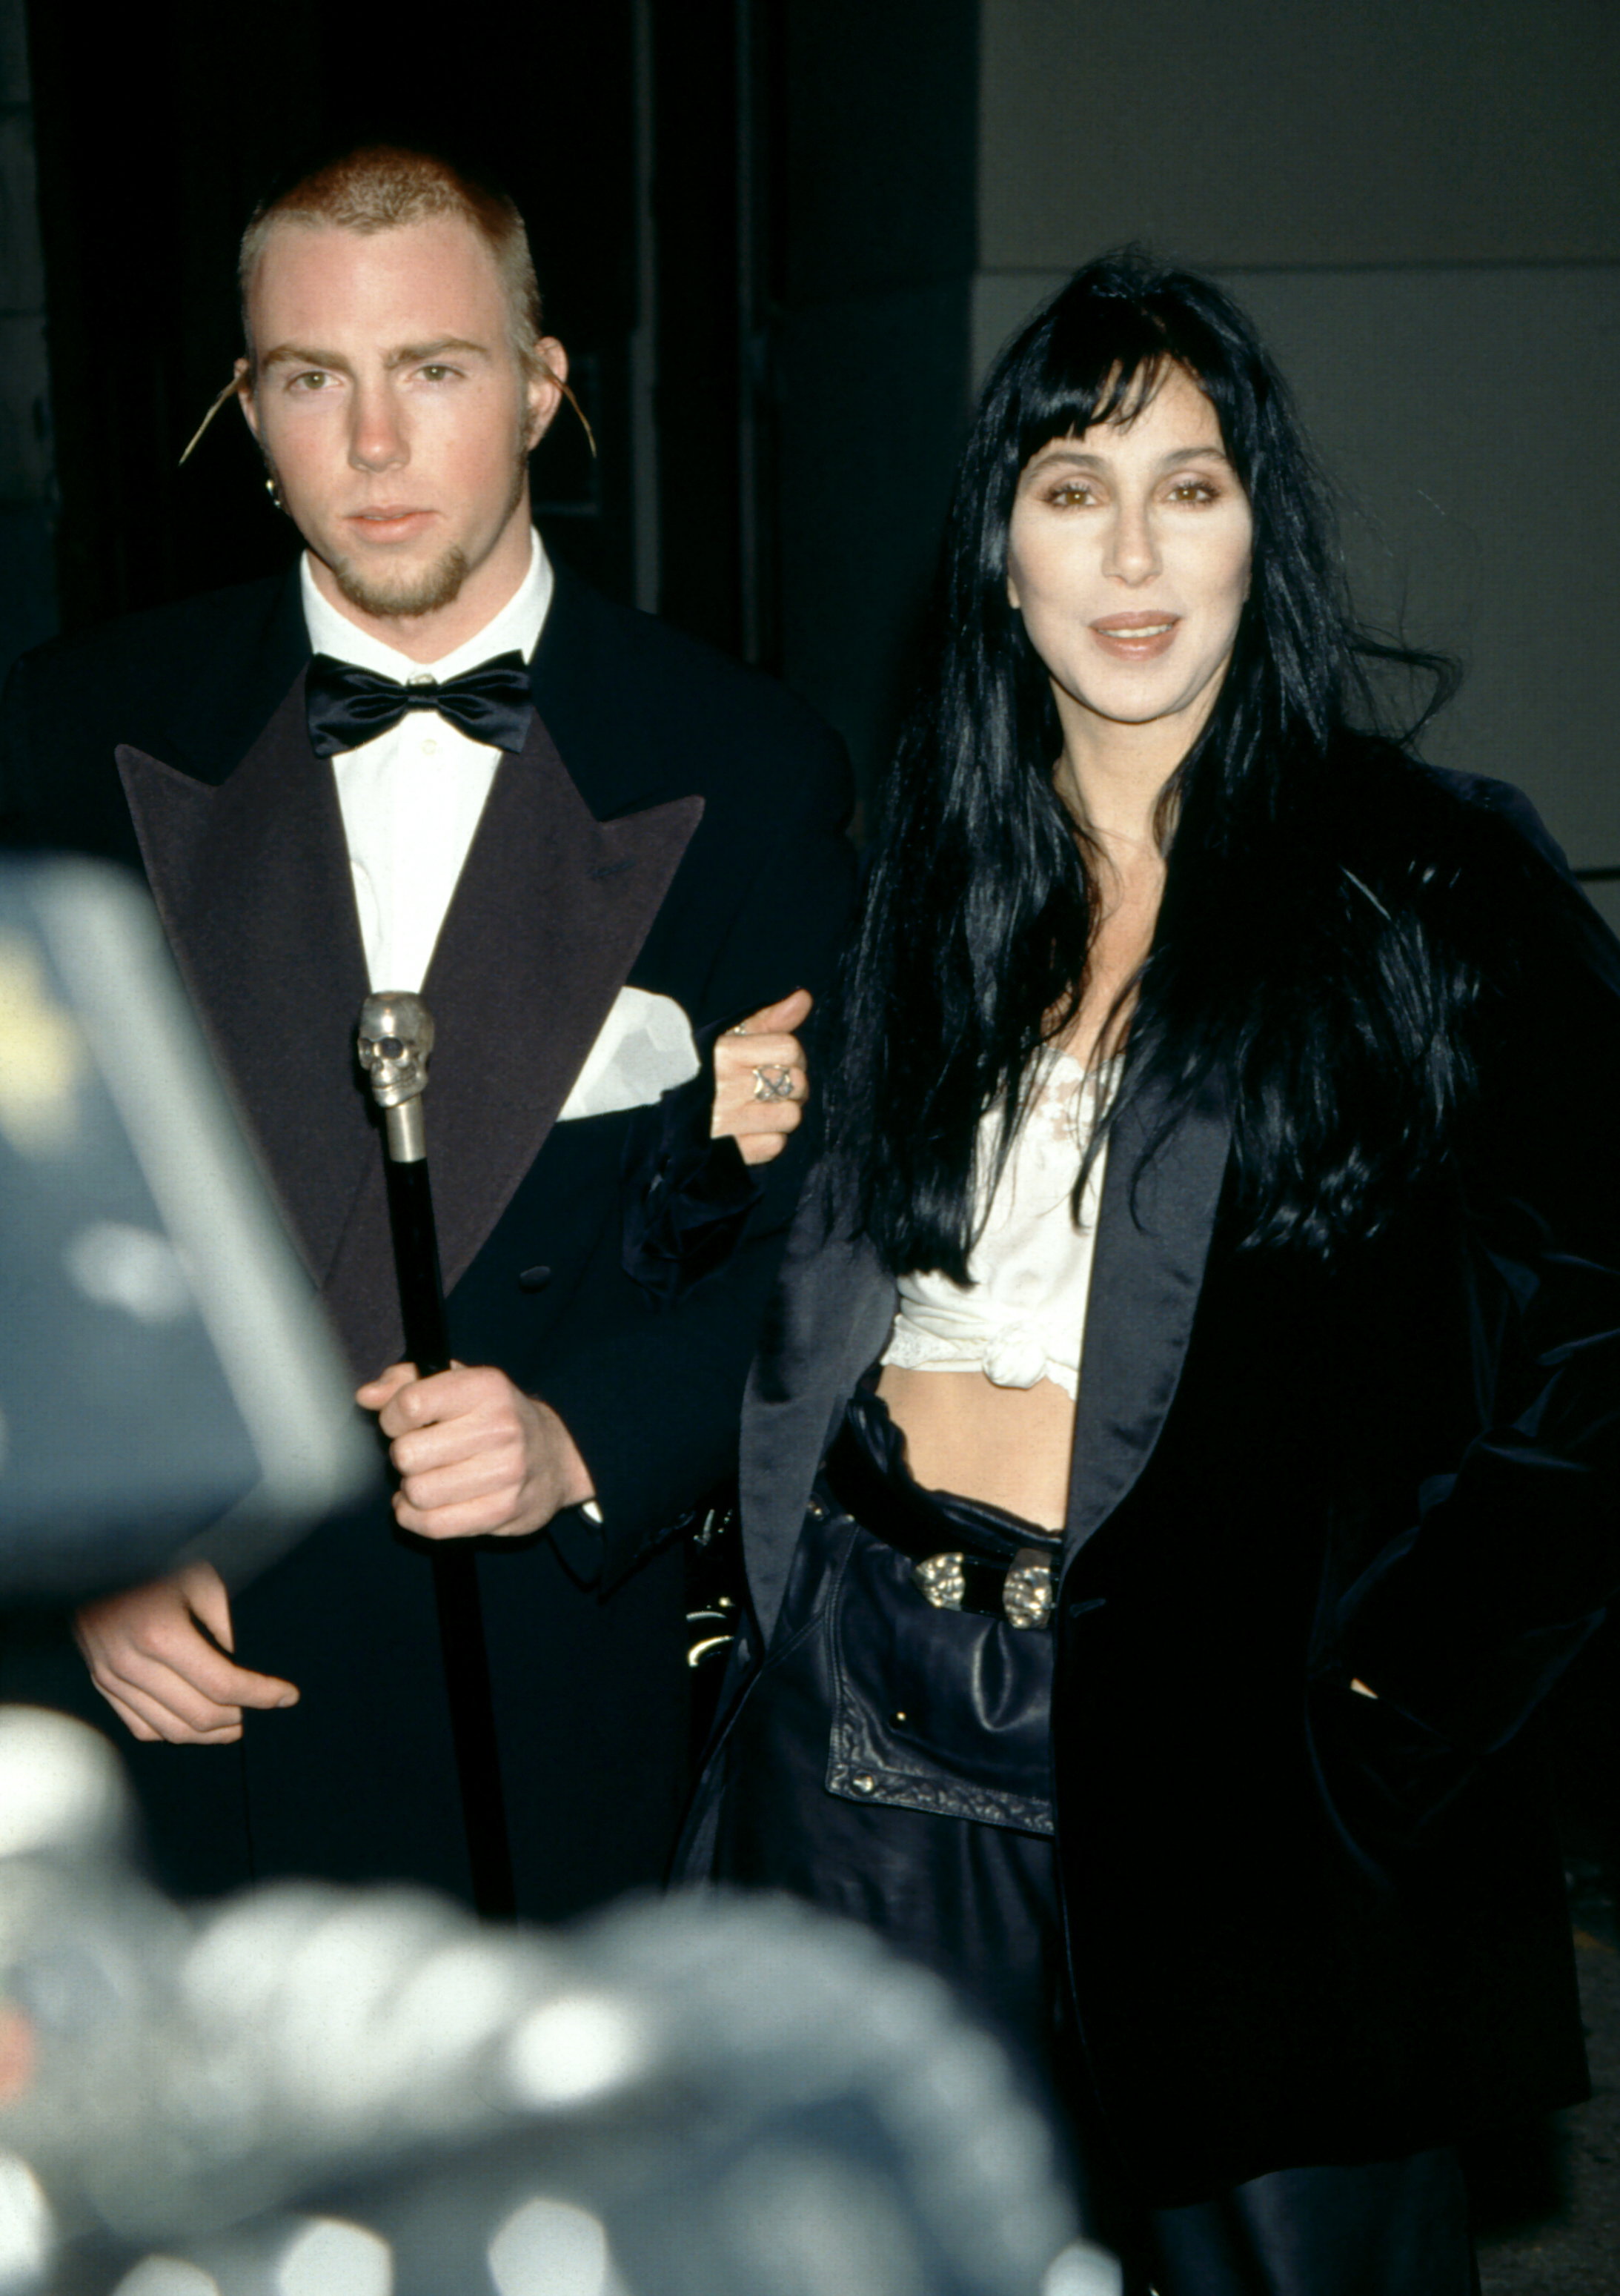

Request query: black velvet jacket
[
  {"left": 715, "top": 760, "right": 1620, "bottom": 2204},
  {"left": 0, "top": 555, "right": 856, "bottom": 1918}
]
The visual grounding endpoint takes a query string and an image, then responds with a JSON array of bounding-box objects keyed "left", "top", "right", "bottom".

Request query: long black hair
[{"left": 823, "top": 249, "right": 1481, "bottom": 1277}]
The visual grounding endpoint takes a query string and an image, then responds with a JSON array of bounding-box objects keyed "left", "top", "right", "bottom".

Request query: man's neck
[{"left": 305, "top": 507, "right": 537, "bottom": 665}]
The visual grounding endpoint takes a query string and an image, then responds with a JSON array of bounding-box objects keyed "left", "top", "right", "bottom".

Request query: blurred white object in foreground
[{"left": 0, "top": 1710, "right": 1118, "bottom": 2296}]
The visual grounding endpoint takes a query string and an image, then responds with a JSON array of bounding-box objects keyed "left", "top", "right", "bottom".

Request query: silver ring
[{"left": 751, "top": 1064, "right": 795, "bottom": 1102}]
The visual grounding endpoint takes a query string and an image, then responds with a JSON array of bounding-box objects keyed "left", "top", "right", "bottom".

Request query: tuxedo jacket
[
  {"left": 708, "top": 760, "right": 1620, "bottom": 2203},
  {"left": 0, "top": 555, "right": 855, "bottom": 1918}
]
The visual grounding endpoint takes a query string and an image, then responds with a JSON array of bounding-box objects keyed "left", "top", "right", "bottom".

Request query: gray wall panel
[
  {"left": 979, "top": 0, "right": 1620, "bottom": 268},
  {"left": 1230, "top": 266, "right": 1620, "bottom": 870}
]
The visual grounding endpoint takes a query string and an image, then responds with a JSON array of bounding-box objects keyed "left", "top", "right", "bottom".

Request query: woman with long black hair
[{"left": 696, "top": 253, "right": 1620, "bottom": 2293}]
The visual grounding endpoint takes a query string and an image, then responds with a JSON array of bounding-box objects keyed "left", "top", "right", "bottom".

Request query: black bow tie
[{"left": 305, "top": 651, "right": 534, "bottom": 758}]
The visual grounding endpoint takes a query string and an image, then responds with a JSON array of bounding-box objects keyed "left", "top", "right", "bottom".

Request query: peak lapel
[
  {"left": 116, "top": 673, "right": 376, "bottom": 1311},
  {"left": 742, "top": 1195, "right": 897, "bottom": 1648},
  {"left": 425, "top": 712, "right": 703, "bottom": 1293},
  {"left": 317, "top": 709, "right": 703, "bottom": 1377},
  {"left": 1064, "top": 1074, "right": 1230, "bottom": 1563},
  {"left": 122, "top": 691, "right": 703, "bottom": 1381}
]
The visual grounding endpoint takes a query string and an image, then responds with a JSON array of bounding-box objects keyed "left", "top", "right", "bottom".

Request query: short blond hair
[{"left": 238, "top": 145, "right": 543, "bottom": 379}]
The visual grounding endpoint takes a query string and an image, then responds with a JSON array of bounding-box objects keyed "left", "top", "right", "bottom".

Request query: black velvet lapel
[
  {"left": 117, "top": 672, "right": 374, "bottom": 1306},
  {"left": 739, "top": 1075, "right": 1231, "bottom": 1640},
  {"left": 741, "top": 1204, "right": 896, "bottom": 1647},
  {"left": 1063, "top": 1072, "right": 1230, "bottom": 1562},
  {"left": 319, "top": 709, "right": 703, "bottom": 1377},
  {"left": 120, "top": 683, "right": 703, "bottom": 1379}
]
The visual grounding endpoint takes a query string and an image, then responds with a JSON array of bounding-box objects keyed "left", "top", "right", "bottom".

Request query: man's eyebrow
[
  {"left": 257, "top": 336, "right": 494, "bottom": 374},
  {"left": 383, "top": 337, "right": 492, "bottom": 369},
  {"left": 259, "top": 343, "right": 353, "bottom": 374}
]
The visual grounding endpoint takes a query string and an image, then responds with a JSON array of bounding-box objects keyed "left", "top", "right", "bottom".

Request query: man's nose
[
  {"left": 1103, "top": 497, "right": 1160, "bottom": 585},
  {"left": 349, "top": 384, "right": 408, "bottom": 473}
]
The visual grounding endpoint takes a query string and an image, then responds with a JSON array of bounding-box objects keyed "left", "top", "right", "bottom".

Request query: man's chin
[{"left": 326, "top": 545, "right": 472, "bottom": 624}]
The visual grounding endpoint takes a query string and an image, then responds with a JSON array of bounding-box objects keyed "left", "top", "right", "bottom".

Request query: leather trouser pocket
[{"left": 826, "top": 1511, "right": 1055, "bottom": 1835}]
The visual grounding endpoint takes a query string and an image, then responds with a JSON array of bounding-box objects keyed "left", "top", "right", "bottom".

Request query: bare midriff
[
  {"left": 874, "top": 1362, "right": 1077, "bottom": 1532},
  {"left": 866, "top": 823, "right": 1155, "bottom": 1538}
]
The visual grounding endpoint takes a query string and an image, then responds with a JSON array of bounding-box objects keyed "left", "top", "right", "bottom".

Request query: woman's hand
[{"left": 712, "top": 990, "right": 811, "bottom": 1164}]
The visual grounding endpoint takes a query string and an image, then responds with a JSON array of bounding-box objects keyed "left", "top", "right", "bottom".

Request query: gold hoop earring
[
  {"left": 537, "top": 359, "right": 597, "bottom": 459},
  {"left": 177, "top": 375, "right": 244, "bottom": 467}
]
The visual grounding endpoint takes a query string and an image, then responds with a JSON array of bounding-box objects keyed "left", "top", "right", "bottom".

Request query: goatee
[{"left": 327, "top": 545, "right": 474, "bottom": 623}]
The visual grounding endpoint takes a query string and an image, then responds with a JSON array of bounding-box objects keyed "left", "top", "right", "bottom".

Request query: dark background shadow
[{"left": 21, "top": 0, "right": 802, "bottom": 672}]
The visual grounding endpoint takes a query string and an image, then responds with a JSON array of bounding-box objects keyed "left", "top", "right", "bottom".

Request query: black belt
[{"left": 823, "top": 1410, "right": 1059, "bottom": 1631}]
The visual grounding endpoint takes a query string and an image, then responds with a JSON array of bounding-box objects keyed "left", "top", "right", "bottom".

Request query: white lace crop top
[{"left": 880, "top": 1047, "right": 1112, "bottom": 1401}]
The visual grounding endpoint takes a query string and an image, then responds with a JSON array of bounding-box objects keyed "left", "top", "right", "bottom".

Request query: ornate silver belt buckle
[
  {"left": 912, "top": 1552, "right": 966, "bottom": 1610},
  {"left": 1004, "top": 1549, "right": 1055, "bottom": 1630}
]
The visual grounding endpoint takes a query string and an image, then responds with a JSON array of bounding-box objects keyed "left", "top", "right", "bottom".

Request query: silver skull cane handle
[
  {"left": 353, "top": 989, "right": 513, "bottom": 1915},
  {"left": 357, "top": 991, "right": 434, "bottom": 1162}
]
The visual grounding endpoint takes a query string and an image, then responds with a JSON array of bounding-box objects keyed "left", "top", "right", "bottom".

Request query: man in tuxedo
[{"left": 0, "top": 144, "right": 854, "bottom": 1920}]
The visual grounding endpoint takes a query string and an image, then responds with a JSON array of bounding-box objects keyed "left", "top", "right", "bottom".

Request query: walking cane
[{"left": 357, "top": 992, "right": 517, "bottom": 1920}]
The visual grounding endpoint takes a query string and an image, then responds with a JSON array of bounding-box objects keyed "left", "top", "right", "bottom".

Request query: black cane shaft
[
  {"left": 379, "top": 1139, "right": 516, "bottom": 1921},
  {"left": 429, "top": 1550, "right": 517, "bottom": 1920},
  {"left": 382, "top": 1155, "right": 452, "bottom": 1376}
]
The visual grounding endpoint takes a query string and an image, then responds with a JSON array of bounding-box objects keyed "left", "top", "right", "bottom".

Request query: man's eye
[
  {"left": 419, "top": 365, "right": 459, "bottom": 382},
  {"left": 290, "top": 372, "right": 331, "bottom": 392}
]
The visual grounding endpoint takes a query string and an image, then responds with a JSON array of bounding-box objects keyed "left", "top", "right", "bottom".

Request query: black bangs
[
  {"left": 1012, "top": 351, "right": 1172, "bottom": 472},
  {"left": 997, "top": 253, "right": 1271, "bottom": 494}
]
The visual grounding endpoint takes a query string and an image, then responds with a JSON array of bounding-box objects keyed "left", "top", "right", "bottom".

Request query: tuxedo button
[
  {"left": 420, "top": 736, "right": 438, "bottom": 755},
  {"left": 518, "top": 1265, "right": 552, "bottom": 1292}
]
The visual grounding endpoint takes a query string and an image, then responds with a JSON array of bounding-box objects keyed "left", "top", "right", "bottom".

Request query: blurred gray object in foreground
[
  {"left": 0, "top": 1711, "right": 1117, "bottom": 2296},
  {"left": 0, "top": 855, "right": 374, "bottom": 1595}
]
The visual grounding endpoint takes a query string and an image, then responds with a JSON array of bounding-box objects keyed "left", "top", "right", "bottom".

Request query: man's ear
[
  {"left": 234, "top": 357, "right": 261, "bottom": 443},
  {"left": 525, "top": 336, "right": 568, "bottom": 448}
]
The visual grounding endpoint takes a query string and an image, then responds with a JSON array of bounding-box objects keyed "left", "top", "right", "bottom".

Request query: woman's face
[{"left": 1006, "top": 364, "right": 1254, "bottom": 774}]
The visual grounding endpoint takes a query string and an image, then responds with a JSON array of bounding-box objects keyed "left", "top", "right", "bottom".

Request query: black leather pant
[{"left": 713, "top": 1395, "right": 1478, "bottom": 2295}]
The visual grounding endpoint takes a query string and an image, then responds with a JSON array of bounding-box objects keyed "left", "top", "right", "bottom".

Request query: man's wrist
[{"left": 531, "top": 1394, "right": 598, "bottom": 1516}]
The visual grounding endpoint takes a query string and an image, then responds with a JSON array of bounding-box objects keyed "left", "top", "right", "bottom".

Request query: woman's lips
[{"left": 1089, "top": 612, "right": 1180, "bottom": 661}]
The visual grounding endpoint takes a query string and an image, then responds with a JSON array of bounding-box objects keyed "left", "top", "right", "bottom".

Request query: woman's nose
[{"left": 1103, "top": 497, "right": 1160, "bottom": 585}]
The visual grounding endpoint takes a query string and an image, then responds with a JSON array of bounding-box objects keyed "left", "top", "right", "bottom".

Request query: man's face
[{"left": 239, "top": 215, "right": 563, "bottom": 654}]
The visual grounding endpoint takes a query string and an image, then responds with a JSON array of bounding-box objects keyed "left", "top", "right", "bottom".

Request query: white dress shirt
[
  {"left": 304, "top": 528, "right": 554, "bottom": 995},
  {"left": 305, "top": 534, "right": 701, "bottom": 1132},
  {"left": 305, "top": 533, "right": 695, "bottom": 1525}
]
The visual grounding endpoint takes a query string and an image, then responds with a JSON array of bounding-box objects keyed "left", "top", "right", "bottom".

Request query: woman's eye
[
  {"left": 1051, "top": 480, "right": 1098, "bottom": 506},
  {"left": 1166, "top": 479, "right": 1218, "bottom": 502}
]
